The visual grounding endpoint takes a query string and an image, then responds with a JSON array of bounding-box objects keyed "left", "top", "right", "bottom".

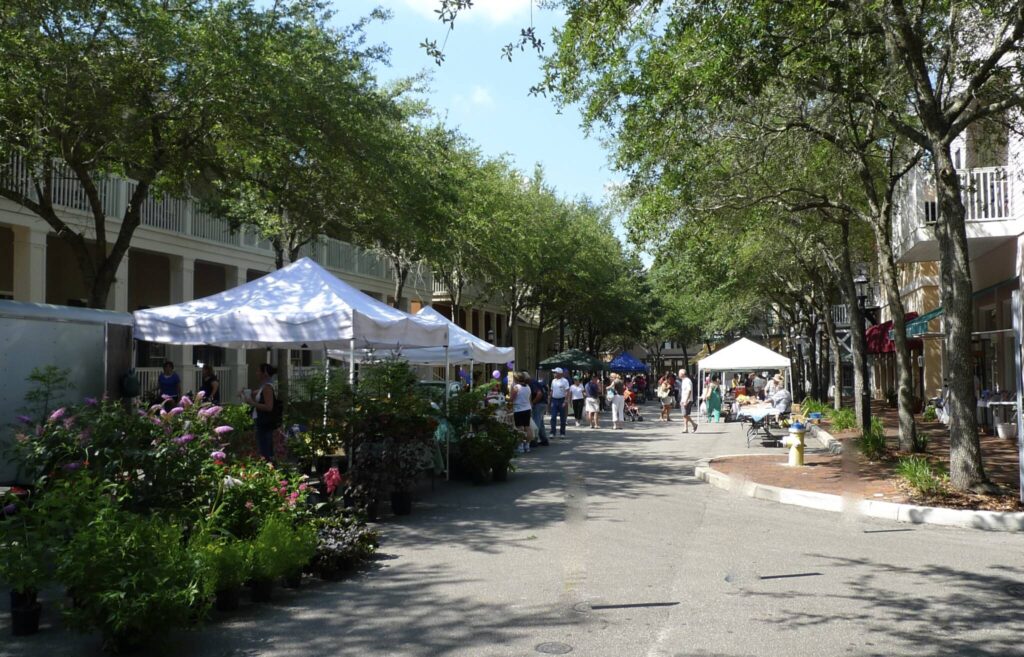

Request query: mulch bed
[{"left": 713, "top": 402, "right": 1023, "bottom": 513}]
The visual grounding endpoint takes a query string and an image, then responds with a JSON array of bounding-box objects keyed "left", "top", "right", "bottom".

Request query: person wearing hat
[
  {"left": 549, "top": 367, "right": 571, "bottom": 437},
  {"left": 764, "top": 373, "right": 783, "bottom": 398}
]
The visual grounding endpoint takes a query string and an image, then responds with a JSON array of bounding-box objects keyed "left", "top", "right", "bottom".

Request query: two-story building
[
  {"left": 0, "top": 161, "right": 531, "bottom": 396},
  {"left": 886, "top": 117, "right": 1022, "bottom": 409}
]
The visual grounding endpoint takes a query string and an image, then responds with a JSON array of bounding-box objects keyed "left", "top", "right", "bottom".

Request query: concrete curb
[
  {"left": 808, "top": 423, "right": 842, "bottom": 453},
  {"left": 695, "top": 456, "right": 1024, "bottom": 532}
]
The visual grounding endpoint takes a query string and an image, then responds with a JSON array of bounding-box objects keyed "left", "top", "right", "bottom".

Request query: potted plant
[
  {"left": 487, "top": 422, "right": 520, "bottom": 482},
  {"left": 0, "top": 494, "right": 46, "bottom": 636},
  {"left": 280, "top": 521, "right": 318, "bottom": 588},
  {"left": 383, "top": 437, "right": 432, "bottom": 515},
  {"left": 250, "top": 515, "right": 310, "bottom": 601},
  {"left": 347, "top": 440, "right": 389, "bottom": 519},
  {"left": 309, "top": 515, "right": 380, "bottom": 580},
  {"left": 194, "top": 534, "right": 251, "bottom": 612}
]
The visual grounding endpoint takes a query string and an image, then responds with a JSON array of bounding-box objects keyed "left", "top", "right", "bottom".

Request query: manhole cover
[
  {"left": 1006, "top": 584, "right": 1024, "bottom": 597},
  {"left": 535, "top": 642, "right": 574, "bottom": 654}
]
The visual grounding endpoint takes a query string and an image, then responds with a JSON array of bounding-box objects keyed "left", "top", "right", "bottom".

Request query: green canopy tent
[{"left": 538, "top": 348, "right": 605, "bottom": 372}]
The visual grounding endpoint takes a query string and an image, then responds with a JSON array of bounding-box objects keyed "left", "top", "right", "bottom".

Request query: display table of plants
[{"left": 0, "top": 388, "right": 378, "bottom": 653}]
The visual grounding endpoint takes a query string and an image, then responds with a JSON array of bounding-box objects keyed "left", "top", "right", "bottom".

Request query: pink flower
[
  {"left": 323, "top": 467, "right": 342, "bottom": 495},
  {"left": 79, "top": 429, "right": 92, "bottom": 446},
  {"left": 213, "top": 425, "right": 233, "bottom": 435},
  {"left": 63, "top": 416, "right": 75, "bottom": 429},
  {"left": 149, "top": 416, "right": 162, "bottom": 426},
  {"left": 84, "top": 397, "right": 98, "bottom": 406},
  {"left": 195, "top": 390, "right": 207, "bottom": 401},
  {"left": 161, "top": 394, "right": 173, "bottom": 401},
  {"left": 16, "top": 414, "right": 32, "bottom": 424},
  {"left": 298, "top": 483, "right": 308, "bottom": 492},
  {"left": 48, "top": 407, "right": 66, "bottom": 423},
  {"left": 210, "top": 450, "right": 226, "bottom": 460},
  {"left": 179, "top": 395, "right": 192, "bottom": 407},
  {"left": 173, "top": 433, "right": 195, "bottom": 445},
  {"left": 199, "top": 406, "right": 223, "bottom": 418},
  {"left": 149, "top": 403, "right": 164, "bottom": 414},
  {"left": 168, "top": 407, "right": 185, "bottom": 416},
  {"left": 244, "top": 500, "right": 254, "bottom": 510},
  {"left": 62, "top": 461, "right": 83, "bottom": 472}
]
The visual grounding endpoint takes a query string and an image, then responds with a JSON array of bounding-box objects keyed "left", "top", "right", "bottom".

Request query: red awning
[{"left": 866, "top": 313, "right": 923, "bottom": 354}]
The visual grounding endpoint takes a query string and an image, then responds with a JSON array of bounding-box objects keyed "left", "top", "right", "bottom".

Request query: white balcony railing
[
  {"left": 0, "top": 155, "right": 407, "bottom": 285},
  {"left": 960, "top": 166, "right": 1012, "bottom": 222}
]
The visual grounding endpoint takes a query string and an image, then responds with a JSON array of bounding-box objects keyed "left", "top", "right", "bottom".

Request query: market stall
[
  {"left": 696, "top": 338, "right": 792, "bottom": 421},
  {"left": 607, "top": 352, "right": 649, "bottom": 373}
]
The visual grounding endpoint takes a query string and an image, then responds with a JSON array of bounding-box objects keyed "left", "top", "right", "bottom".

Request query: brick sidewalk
[{"left": 711, "top": 401, "right": 1022, "bottom": 508}]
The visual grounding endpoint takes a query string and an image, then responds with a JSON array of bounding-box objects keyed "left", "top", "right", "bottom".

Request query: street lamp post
[{"left": 853, "top": 272, "right": 871, "bottom": 431}]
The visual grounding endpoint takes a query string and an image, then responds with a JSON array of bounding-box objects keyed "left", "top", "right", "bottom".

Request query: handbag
[{"left": 606, "top": 389, "right": 615, "bottom": 402}]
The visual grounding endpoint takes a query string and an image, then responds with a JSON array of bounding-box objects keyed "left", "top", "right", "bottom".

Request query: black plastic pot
[
  {"left": 214, "top": 587, "right": 240, "bottom": 611},
  {"left": 11, "top": 602, "right": 41, "bottom": 636},
  {"left": 284, "top": 572, "right": 302, "bottom": 589},
  {"left": 491, "top": 463, "right": 509, "bottom": 482},
  {"left": 470, "top": 468, "right": 490, "bottom": 485},
  {"left": 10, "top": 589, "right": 37, "bottom": 609},
  {"left": 250, "top": 578, "right": 274, "bottom": 603},
  {"left": 365, "top": 500, "right": 380, "bottom": 522},
  {"left": 390, "top": 490, "right": 412, "bottom": 515}
]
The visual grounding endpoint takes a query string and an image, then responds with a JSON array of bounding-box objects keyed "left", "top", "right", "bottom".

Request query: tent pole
[
  {"left": 322, "top": 347, "right": 329, "bottom": 430},
  {"left": 444, "top": 345, "right": 450, "bottom": 481},
  {"left": 348, "top": 338, "right": 355, "bottom": 473}
]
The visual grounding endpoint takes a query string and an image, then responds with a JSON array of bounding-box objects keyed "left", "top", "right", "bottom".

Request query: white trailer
[{"left": 0, "top": 300, "right": 133, "bottom": 482}]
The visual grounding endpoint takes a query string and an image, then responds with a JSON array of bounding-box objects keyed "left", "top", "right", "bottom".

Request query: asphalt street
[{"left": 5, "top": 412, "right": 1023, "bottom": 657}]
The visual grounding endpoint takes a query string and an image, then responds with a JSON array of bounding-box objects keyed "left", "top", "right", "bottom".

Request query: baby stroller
[{"left": 624, "top": 390, "right": 644, "bottom": 422}]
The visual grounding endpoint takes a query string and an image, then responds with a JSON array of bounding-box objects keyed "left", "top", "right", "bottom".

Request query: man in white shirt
[
  {"left": 679, "top": 370, "right": 698, "bottom": 433},
  {"left": 549, "top": 368, "right": 571, "bottom": 437}
]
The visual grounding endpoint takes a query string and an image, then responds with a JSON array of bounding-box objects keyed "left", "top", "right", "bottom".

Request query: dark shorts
[
  {"left": 684, "top": 401, "right": 694, "bottom": 415},
  {"left": 513, "top": 410, "right": 531, "bottom": 427}
]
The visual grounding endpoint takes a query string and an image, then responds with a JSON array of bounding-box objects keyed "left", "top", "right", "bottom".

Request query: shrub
[
  {"left": 212, "top": 460, "right": 312, "bottom": 539},
  {"left": 57, "top": 507, "right": 209, "bottom": 652},
  {"left": 799, "top": 398, "right": 828, "bottom": 416},
  {"left": 194, "top": 533, "right": 251, "bottom": 593},
  {"left": 897, "top": 455, "right": 947, "bottom": 496},
  {"left": 0, "top": 491, "right": 48, "bottom": 598},
  {"left": 251, "top": 515, "right": 315, "bottom": 582},
  {"left": 858, "top": 417, "right": 887, "bottom": 460},
  {"left": 829, "top": 408, "right": 858, "bottom": 431},
  {"left": 922, "top": 405, "right": 938, "bottom": 422},
  {"left": 309, "top": 514, "right": 379, "bottom": 577}
]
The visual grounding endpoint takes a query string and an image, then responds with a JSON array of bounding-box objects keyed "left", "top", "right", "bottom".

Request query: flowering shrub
[{"left": 209, "top": 460, "right": 312, "bottom": 539}]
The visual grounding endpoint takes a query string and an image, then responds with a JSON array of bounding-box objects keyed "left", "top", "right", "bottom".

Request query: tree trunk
[
  {"left": 534, "top": 305, "right": 546, "bottom": 370},
  {"left": 820, "top": 293, "right": 843, "bottom": 410},
  {"left": 391, "top": 259, "right": 409, "bottom": 310},
  {"left": 932, "top": 145, "right": 989, "bottom": 490},
  {"left": 836, "top": 227, "right": 870, "bottom": 428},
  {"left": 873, "top": 221, "right": 920, "bottom": 451}
]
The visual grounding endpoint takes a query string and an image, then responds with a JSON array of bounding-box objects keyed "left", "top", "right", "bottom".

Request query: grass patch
[
  {"left": 858, "top": 417, "right": 887, "bottom": 460},
  {"left": 896, "top": 455, "right": 948, "bottom": 496},
  {"left": 829, "top": 408, "right": 857, "bottom": 431}
]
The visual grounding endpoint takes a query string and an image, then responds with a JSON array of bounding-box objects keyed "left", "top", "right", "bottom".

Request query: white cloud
[
  {"left": 402, "top": 0, "right": 532, "bottom": 24},
  {"left": 470, "top": 85, "right": 494, "bottom": 106}
]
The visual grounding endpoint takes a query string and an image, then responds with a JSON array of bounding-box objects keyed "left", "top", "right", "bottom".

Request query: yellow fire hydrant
[{"left": 784, "top": 421, "right": 807, "bottom": 467}]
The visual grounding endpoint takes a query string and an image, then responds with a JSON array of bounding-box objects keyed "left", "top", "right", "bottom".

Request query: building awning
[
  {"left": 870, "top": 313, "right": 924, "bottom": 353},
  {"left": 904, "top": 307, "right": 944, "bottom": 338}
]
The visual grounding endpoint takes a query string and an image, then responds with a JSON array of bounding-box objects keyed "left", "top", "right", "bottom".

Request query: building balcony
[
  {"left": 0, "top": 155, "right": 407, "bottom": 287},
  {"left": 893, "top": 165, "right": 1023, "bottom": 263}
]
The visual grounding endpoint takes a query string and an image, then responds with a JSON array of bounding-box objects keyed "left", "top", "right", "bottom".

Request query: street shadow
[{"left": 735, "top": 552, "right": 1024, "bottom": 657}]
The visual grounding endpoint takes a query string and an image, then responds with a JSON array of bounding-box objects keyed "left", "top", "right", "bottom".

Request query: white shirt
[
  {"left": 512, "top": 384, "right": 532, "bottom": 412},
  {"left": 550, "top": 377, "right": 571, "bottom": 399},
  {"left": 680, "top": 376, "right": 694, "bottom": 404},
  {"left": 764, "top": 380, "right": 779, "bottom": 397},
  {"left": 569, "top": 383, "right": 585, "bottom": 400}
]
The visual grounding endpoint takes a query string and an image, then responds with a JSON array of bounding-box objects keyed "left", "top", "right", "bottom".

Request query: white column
[
  {"left": 109, "top": 251, "right": 130, "bottom": 312},
  {"left": 169, "top": 255, "right": 195, "bottom": 373},
  {"left": 11, "top": 224, "right": 47, "bottom": 303}
]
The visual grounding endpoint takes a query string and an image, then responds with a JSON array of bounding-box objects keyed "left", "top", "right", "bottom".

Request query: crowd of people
[{"left": 652, "top": 368, "right": 793, "bottom": 427}]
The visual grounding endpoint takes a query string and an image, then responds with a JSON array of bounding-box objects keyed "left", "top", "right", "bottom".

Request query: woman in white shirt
[
  {"left": 511, "top": 372, "right": 534, "bottom": 453},
  {"left": 569, "top": 377, "right": 586, "bottom": 427}
]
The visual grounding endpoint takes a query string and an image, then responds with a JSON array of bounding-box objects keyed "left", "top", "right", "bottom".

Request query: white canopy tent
[
  {"left": 133, "top": 257, "right": 448, "bottom": 351},
  {"left": 696, "top": 337, "right": 792, "bottom": 395},
  {"left": 332, "top": 306, "right": 514, "bottom": 367}
]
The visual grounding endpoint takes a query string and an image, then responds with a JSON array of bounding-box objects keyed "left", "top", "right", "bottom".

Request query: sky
[{"left": 337, "top": 1, "right": 620, "bottom": 209}]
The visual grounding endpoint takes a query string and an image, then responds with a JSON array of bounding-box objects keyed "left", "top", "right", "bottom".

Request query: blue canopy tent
[{"left": 608, "top": 352, "right": 648, "bottom": 373}]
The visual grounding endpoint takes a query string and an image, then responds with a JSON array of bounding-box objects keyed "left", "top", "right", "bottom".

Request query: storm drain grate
[{"left": 535, "top": 642, "right": 574, "bottom": 654}]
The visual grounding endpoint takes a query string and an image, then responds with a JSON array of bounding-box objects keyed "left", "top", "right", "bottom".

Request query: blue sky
[{"left": 337, "top": 1, "right": 620, "bottom": 208}]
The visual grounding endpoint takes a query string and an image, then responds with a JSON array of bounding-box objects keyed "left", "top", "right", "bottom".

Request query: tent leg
[
  {"left": 444, "top": 345, "right": 450, "bottom": 481},
  {"left": 348, "top": 338, "right": 355, "bottom": 472},
  {"left": 322, "top": 348, "right": 330, "bottom": 430}
]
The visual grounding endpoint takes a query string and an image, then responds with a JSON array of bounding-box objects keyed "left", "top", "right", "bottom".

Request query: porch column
[
  {"left": 169, "top": 255, "right": 195, "bottom": 376},
  {"left": 11, "top": 224, "right": 47, "bottom": 303}
]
